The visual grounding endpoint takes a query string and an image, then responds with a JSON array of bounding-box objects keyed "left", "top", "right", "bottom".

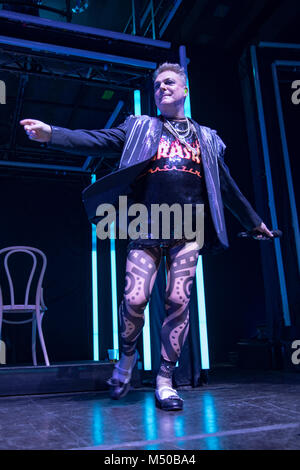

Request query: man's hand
[
  {"left": 252, "top": 222, "right": 274, "bottom": 239},
  {"left": 20, "top": 119, "right": 52, "bottom": 143}
]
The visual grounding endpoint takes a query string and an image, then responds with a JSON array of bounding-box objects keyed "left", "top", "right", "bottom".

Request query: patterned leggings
[{"left": 119, "top": 240, "right": 201, "bottom": 363}]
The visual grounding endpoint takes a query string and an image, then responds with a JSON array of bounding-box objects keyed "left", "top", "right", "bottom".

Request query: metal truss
[
  {"left": 124, "top": 0, "right": 182, "bottom": 40},
  {"left": 0, "top": 0, "right": 78, "bottom": 23},
  {"left": 0, "top": 9, "right": 174, "bottom": 175}
]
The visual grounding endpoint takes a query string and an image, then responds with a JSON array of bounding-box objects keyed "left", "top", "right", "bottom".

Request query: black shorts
[{"left": 126, "top": 236, "right": 196, "bottom": 254}]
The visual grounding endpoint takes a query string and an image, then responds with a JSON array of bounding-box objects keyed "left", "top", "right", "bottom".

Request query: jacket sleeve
[
  {"left": 215, "top": 133, "right": 263, "bottom": 230},
  {"left": 48, "top": 118, "right": 128, "bottom": 156}
]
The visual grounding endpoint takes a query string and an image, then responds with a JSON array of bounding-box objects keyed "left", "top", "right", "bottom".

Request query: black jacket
[{"left": 49, "top": 115, "right": 262, "bottom": 254}]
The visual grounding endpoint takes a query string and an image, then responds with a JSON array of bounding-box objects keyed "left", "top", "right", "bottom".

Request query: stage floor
[{"left": 1, "top": 367, "right": 300, "bottom": 450}]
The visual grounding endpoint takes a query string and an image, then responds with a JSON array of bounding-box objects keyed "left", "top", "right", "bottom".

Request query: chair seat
[{"left": 1, "top": 304, "right": 46, "bottom": 313}]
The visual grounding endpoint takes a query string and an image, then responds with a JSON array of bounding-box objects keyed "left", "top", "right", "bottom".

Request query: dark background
[{"left": 0, "top": 0, "right": 299, "bottom": 370}]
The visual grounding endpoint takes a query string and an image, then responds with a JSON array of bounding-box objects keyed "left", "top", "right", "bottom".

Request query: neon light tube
[
  {"left": 134, "top": 88, "right": 152, "bottom": 370},
  {"left": 91, "top": 174, "right": 99, "bottom": 361},
  {"left": 182, "top": 58, "right": 210, "bottom": 369},
  {"left": 110, "top": 222, "right": 119, "bottom": 354},
  {"left": 134, "top": 89, "right": 142, "bottom": 115},
  {"left": 195, "top": 258, "right": 209, "bottom": 368}
]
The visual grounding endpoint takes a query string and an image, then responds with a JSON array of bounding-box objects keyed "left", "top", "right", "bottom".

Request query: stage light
[
  {"left": 133, "top": 90, "right": 152, "bottom": 370},
  {"left": 91, "top": 174, "right": 99, "bottom": 361},
  {"left": 110, "top": 222, "right": 119, "bottom": 353},
  {"left": 182, "top": 61, "right": 210, "bottom": 370},
  {"left": 195, "top": 257, "right": 210, "bottom": 369},
  {"left": 134, "top": 88, "right": 152, "bottom": 371},
  {"left": 134, "top": 89, "right": 141, "bottom": 115}
]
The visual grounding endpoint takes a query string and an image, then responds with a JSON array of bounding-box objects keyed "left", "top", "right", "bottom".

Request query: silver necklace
[
  {"left": 165, "top": 118, "right": 190, "bottom": 138},
  {"left": 164, "top": 118, "right": 198, "bottom": 156}
]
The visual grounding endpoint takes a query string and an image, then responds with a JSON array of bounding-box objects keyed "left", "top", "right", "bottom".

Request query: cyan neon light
[
  {"left": 134, "top": 88, "right": 152, "bottom": 370},
  {"left": 91, "top": 174, "right": 99, "bottom": 361},
  {"left": 195, "top": 257, "right": 210, "bottom": 369},
  {"left": 142, "top": 305, "right": 152, "bottom": 371},
  {"left": 134, "top": 90, "right": 142, "bottom": 115},
  {"left": 250, "top": 46, "right": 290, "bottom": 326},
  {"left": 184, "top": 78, "right": 192, "bottom": 117},
  {"left": 110, "top": 221, "right": 119, "bottom": 354},
  {"left": 184, "top": 69, "right": 210, "bottom": 369}
]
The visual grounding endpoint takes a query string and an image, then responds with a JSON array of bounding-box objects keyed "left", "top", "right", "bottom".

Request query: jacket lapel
[{"left": 119, "top": 116, "right": 163, "bottom": 169}]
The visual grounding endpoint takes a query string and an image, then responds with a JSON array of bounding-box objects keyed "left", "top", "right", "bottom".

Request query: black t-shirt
[
  {"left": 130, "top": 119, "right": 209, "bottom": 240},
  {"left": 133, "top": 119, "right": 207, "bottom": 207}
]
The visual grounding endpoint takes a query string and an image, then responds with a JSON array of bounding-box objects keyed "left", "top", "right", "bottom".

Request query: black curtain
[
  {"left": 0, "top": 172, "right": 92, "bottom": 365},
  {"left": 240, "top": 47, "right": 300, "bottom": 343}
]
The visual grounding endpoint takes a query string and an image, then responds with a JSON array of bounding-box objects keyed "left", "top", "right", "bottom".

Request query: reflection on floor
[{"left": 0, "top": 367, "right": 300, "bottom": 450}]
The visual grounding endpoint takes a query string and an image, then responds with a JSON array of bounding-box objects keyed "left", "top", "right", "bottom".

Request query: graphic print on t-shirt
[
  {"left": 139, "top": 124, "right": 202, "bottom": 180},
  {"left": 130, "top": 120, "right": 208, "bottom": 240},
  {"left": 133, "top": 120, "right": 207, "bottom": 208}
]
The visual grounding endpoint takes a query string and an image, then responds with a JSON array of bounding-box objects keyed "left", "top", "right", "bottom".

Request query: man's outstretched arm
[
  {"left": 20, "top": 118, "right": 127, "bottom": 156},
  {"left": 217, "top": 150, "right": 273, "bottom": 238}
]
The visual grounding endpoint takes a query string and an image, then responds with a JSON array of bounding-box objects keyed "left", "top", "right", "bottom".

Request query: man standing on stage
[{"left": 20, "top": 62, "right": 273, "bottom": 411}]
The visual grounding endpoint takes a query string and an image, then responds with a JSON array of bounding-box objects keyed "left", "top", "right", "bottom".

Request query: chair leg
[
  {"left": 0, "top": 308, "right": 2, "bottom": 343},
  {"left": 36, "top": 309, "right": 50, "bottom": 366},
  {"left": 0, "top": 309, "right": 3, "bottom": 365},
  {"left": 31, "top": 315, "right": 37, "bottom": 366}
]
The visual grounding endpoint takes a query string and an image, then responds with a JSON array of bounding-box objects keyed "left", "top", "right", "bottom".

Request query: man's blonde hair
[{"left": 153, "top": 62, "right": 187, "bottom": 86}]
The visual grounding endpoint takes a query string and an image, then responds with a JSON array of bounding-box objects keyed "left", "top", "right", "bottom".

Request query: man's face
[{"left": 154, "top": 70, "right": 187, "bottom": 115}]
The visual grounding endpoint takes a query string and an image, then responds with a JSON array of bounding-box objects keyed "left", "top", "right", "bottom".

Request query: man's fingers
[
  {"left": 261, "top": 226, "right": 273, "bottom": 237},
  {"left": 24, "top": 124, "right": 41, "bottom": 131},
  {"left": 258, "top": 222, "right": 274, "bottom": 237},
  {"left": 20, "top": 119, "right": 38, "bottom": 126}
]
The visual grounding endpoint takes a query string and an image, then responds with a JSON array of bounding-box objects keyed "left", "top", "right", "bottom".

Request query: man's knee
[
  {"left": 124, "top": 295, "right": 149, "bottom": 310},
  {"left": 165, "top": 285, "right": 193, "bottom": 305}
]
